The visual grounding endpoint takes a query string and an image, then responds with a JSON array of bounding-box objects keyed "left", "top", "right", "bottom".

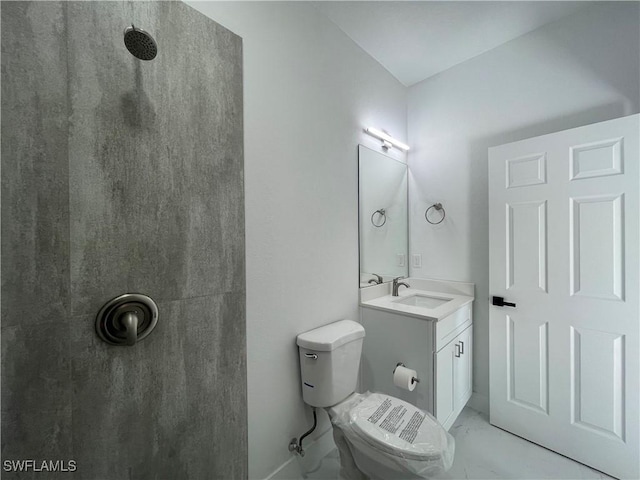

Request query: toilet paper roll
[{"left": 393, "top": 365, "right": 418, "bottom": 392}]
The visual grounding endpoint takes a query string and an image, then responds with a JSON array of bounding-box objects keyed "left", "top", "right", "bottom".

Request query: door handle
[
  {"left": 492, "top": 296, "right": 516, "bottom": 308},
  {"left": 459, "top": 340, "right": 464, "bottom": 354},
  {"left": 454, "top": 343, "right": 461, "bottom": 357}
]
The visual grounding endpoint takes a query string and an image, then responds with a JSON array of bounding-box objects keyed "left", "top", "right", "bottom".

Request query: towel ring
[
  {"left": 371, "top": 208, "right": 387, "bottom": 227},
  {"left": 425, "top": 203, "right": 445, "bottom": 225}
]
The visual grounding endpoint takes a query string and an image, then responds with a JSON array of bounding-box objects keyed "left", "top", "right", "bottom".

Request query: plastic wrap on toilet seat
[{"left": 330, "top": 392, "right": 455, "bottom": 478}]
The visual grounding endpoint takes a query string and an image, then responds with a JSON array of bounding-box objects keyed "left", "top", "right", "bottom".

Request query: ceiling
[{"left": 311, "top": 1, "right": 590, "bottom": 87}]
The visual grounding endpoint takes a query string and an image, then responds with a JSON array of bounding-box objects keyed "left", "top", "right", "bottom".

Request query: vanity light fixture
[{"left": 365, "top": 127, "right": 410, "bottom": 151}]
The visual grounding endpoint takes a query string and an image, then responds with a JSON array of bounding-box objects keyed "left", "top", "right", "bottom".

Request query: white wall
[
  {"left": 408, "top": 2, "right": 640, "bottom": 411},
  {"left": 185, "top": 2, "right": 407, "bottom": 478}
]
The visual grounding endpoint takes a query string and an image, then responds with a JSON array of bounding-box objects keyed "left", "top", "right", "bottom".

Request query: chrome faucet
[
  {"left": 392, "top": 277, "right": 410, "bottom": 296},
  {"left": 368, "top": 274, "right": 383, "bottom": 285}
]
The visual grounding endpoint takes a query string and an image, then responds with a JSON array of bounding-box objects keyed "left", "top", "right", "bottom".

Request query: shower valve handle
[
  {"left": 95, "top": 293, "right": 158, "bottom": 347},
  {"left": 120, "top": 312, "right": 139, "bottom": 346}
]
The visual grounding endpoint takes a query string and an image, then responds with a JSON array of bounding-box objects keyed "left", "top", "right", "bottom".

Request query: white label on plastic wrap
[{"left": 366, "top": 397, "right": 425, "bottom": 444}]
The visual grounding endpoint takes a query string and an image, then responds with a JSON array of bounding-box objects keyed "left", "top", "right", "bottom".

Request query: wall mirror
[{"left": 358, "top": 145, "right": 408, "bottom": 287}]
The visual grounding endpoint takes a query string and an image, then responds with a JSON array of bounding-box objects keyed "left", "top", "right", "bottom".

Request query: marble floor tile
[{"left": 434, "top": 408, "right": 612, "bottom": 480}]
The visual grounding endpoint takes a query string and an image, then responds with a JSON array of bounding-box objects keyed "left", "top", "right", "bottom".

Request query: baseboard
[
  {"left": 264, "top": 455, "right": 299, "bottom": 480},
  {"left": 466, "top": 392, "right": 489, "bottom": 415},
  {"left": 265, "top": 428, "right": 336, "bottom": 480}
]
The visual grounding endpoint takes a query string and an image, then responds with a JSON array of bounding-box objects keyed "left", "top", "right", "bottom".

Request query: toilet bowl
[{"left": 296, "top": 320, "right": 454, "bottom": 479}]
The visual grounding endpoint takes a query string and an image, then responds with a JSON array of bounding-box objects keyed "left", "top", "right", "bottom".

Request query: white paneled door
[{"left": 489, "top": 114, "right": 639, "bottom": 479}]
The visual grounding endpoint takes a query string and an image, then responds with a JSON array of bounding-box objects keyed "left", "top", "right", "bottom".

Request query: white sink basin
[
  {"left": 360, "top": 279, "right": 475, "bottom": 321},
  {"left": 393, "top": 294, "right": 452, "bottom": 309}
]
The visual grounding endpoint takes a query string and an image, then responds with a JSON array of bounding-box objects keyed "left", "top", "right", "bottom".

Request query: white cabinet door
[
  {"left": 435, "top": 340, "right": 455, "bottom": 427},
  {"left": 489, "top": 114, "right": 639, "bottom": 479},
  {"left": 436, "top": 325, "right": 473, "bottom": 430},
  {"left": 454, "top": 326, "right": 473, "bottom": 408}
]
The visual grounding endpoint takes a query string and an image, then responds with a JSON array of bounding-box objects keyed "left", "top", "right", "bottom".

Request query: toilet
[{"left": 296, "top": 319, "right": 454, "bottom": 480}]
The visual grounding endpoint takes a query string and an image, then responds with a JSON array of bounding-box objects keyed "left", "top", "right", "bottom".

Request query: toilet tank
[{"left": 296, "top": 319, "right": 365, "bottom": 407}]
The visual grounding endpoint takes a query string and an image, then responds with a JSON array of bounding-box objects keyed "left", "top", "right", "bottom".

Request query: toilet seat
[{"left": 348, "top": 393, "right": 447, "bottom": 462}]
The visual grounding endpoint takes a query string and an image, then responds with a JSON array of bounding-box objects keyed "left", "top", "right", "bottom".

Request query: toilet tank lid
[{"left": 296, "top": 320, "right": 365, "bottom": 351}]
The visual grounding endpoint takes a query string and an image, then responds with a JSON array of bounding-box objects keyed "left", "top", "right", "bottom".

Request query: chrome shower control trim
[{"left": 96, "top": 293, "right": 158, "bottom": 346}]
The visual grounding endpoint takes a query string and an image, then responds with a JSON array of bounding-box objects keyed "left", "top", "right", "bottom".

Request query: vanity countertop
[{"left": 359, "top": 278, "right": 474, "bottom": 321}]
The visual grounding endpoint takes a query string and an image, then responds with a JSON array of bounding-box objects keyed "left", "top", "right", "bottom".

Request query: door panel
[
  {"left": 507, "top": 316, "right": 548, "bottom": 414},
  {"left": 569, "top": 194, "right": 624, "bottom": 300},
  {"left": 489, "top": 114, "right": 639, "bottom": 479},
  {"left": 506, "top": 200, "right": 547, "bottom": 292},
  {"left": 570, "top": 326, "right": 625, "bottom": 441}
]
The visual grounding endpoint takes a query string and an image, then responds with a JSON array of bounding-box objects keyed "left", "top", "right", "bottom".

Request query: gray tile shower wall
[
  {"left": 1, "top": 2, "right": 246, "bottom": 479},
  {"left": 0, "top": 1, "right": 70, "bottom": 329},
  {"left": 67, "top": 1, "right": 245, "bottom": 316}
]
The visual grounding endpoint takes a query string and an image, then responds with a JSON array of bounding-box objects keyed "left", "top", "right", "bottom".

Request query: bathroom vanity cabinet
[{"left": 360, "top": 293, "right": 473, "bottom": 431}]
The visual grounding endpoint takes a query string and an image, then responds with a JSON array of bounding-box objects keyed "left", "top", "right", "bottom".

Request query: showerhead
[{"left": 124, "top": 25, "right": 157, "bottom": 61}]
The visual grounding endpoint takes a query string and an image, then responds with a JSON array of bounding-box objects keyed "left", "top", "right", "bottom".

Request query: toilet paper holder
[{"left": 394, "top": 362, "right": 420, "bottom": 384}]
